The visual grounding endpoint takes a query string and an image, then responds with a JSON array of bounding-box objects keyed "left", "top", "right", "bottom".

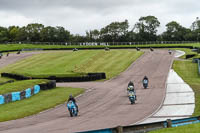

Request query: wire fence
[{"left": 2, "top": 41, "right": 200, "bottom": 46}]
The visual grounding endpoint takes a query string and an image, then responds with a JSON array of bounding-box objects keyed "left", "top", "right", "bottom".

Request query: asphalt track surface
[{"left": 0, "top": 50, "right": 174, "bottom": 133}]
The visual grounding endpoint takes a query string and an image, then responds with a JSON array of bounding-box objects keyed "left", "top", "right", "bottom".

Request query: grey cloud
[{"left": 0, "top": 0, "right": 199, "bottom": 34}]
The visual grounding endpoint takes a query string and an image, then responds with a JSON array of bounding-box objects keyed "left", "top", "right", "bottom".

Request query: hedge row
[{"left": 1, "top": 72, "right": 106, "bottom": 82}]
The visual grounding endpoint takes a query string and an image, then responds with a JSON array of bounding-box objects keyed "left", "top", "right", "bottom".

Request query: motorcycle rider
[
  {"left": 127, "top": 81, "right": 137, "bottom": 100},
  {"left": 143, "top": 76, "right": 148, "bottom": 82},
  {"left": 68, "top": 94, "right": 79, "bottom": 112},
  {"left": 128, "top": 81, "right": 134, "bottom": 87}
]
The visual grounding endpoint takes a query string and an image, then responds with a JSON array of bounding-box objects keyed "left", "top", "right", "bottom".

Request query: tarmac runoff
[{"left": 139, "top": 50, "right": 195, "bottom": 124}]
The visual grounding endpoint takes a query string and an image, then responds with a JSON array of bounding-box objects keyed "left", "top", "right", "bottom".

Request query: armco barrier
[
  {"left": 1, "top": 72, "right": 106, "bottom": 82},
  {"left": 198, "top": 59, "right": 200, "bottom": 75},
  {"left": 192, "top": 58, "right": 200, "bottom": 63},
  {"left": 78, "top": 128, "right": 113, "bottom": 133},
  {"left": 78, "top": 116, "right": 200, "bottom": 133}
]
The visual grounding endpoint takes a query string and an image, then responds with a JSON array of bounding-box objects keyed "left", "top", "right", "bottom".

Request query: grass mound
[{"left": 0, "top": 50, "right": 143, "bottom": 79}]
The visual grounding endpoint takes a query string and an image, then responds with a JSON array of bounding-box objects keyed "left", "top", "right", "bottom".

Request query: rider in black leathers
[
  {"left": 128, "top": 81, "right": 134, "bottom": 87},
  {"left": 68, "top": 94, "right": 79, "bottom": 112},
  {"left": 143, "top": 76, "right": 148, "bottom": 81}
]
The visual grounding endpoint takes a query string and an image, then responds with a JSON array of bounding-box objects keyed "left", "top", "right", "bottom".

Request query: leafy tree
[
  {"left": 100, "top": 20, "right": 129, "bottom": 42},
  {"left": 134, "top": 16, "right": 160, "bottom": 41},
  {"left": 25, "top": 23, "right": 44, "bottom": 42},
  {"left": 162, "top": 21, "right": 192, "bottom": 41},
  {"left": 86, "top": 29, "right": 100, "bottom": 42},
  {"left": 0, "top": 26, "right": 8, "bottom": 42},
  {"left": 8, "top": 26, "right": 20, "bottom": 42},
  {"left": 191, "top": 17, "right": 200, "bottom": 41}
]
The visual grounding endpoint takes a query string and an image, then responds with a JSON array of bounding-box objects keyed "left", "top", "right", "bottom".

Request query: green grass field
[
  {"left": 0, "top": 50, "right": 143, "bottom": 79},
  {"left": 0, "top": 87, "right": 84, "bottom": 122}
]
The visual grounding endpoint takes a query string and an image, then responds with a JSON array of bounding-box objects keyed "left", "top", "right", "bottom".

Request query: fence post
[
  {"left": 166, "top": 119, "right": 172, "bottom": 128},
  {"left": 116, "top": 126, "right": 123, "bottom": 133}
]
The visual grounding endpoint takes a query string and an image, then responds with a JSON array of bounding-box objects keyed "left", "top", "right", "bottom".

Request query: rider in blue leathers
[{"left": 68, "top": 94, "right": 79, "bottom": 112}]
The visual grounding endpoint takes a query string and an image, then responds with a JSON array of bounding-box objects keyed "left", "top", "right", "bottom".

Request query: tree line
[{"left": 0, "top": 15, "right": 200, "bottom": 43}]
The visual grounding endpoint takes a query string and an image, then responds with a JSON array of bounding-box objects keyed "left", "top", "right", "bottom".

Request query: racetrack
[{"left": 0, "top": 50, "right": 174, "bottom": 133}]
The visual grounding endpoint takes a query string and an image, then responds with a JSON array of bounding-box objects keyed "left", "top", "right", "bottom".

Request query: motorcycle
[
  {"left": 143, "top": 79, "right": 148, "bottom": 89},
  {"left": 168, "top": 50, "right": 172, "bottom": 55},
  {"left": 128, "top": 91, "right": 136, "bottom": 104},
  {"left": 67, "top": 100, "right": 78, "bottom": 117}
]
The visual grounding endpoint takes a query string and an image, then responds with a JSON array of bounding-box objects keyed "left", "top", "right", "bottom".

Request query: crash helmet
[
  {"left": 129, "top": 85, "right": 134, "bottom": 90},
  {"left": 69, "top": 94, "right": 73, "bottom": 98}
]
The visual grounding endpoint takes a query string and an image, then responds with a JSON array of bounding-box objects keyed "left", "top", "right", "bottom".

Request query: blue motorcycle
[
  {"left": 143, "top": 79, "right": 148, "bottom": 89},
  {"left": 128, "top": 91, "right": 136, "bottom": 104},
  {"left": 67, "top": 101, "right": 78, "bottom": 117}
]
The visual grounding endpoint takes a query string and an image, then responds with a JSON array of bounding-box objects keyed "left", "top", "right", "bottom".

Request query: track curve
[{"left": 0, "top": 50, "right": 174, "bottom": 133}]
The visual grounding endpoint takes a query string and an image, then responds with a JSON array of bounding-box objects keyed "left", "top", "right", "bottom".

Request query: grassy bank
[
  {"left": 0, "top": 87, "right": 84, "bottom": 122},
  {"left": 0, "top": 50, "right": 143, "bottom": 79}
]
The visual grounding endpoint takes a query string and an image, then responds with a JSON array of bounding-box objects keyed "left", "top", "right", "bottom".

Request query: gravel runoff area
[
  {"left": 0, "top": 49, "right": 174, "bottom": 133},
  {"left": 139, "top": 50, "right": 195, "bottom": 124}
]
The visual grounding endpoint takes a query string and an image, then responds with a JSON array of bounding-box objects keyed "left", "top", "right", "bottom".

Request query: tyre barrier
[
  {"left": 78, "top": 116, "right": 200, "bottom": 133},
  {"left": 1, "top": 73, "right": 106, "bottom": 82},
  {"left": 0, "top": 80, "right": 14, "bottom": 85},
  {"left": 185, "top": 54, "right": 196, "bottom": 59},
  {"left": 0, "top": 80, "right": 56, "bottom": 105},
  {"left": 0, "top": 85, "right": 40, "bottom": 105},
  {"left": 1, "top": 73, "right": 30, "bottom": 80}
]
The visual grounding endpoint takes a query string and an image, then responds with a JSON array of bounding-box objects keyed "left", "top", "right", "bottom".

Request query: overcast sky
[{"left": 0, "top": 0, "right": 200, "bottom": 35}]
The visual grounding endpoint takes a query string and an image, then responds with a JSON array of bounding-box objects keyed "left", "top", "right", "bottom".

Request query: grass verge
[
  {"left": 150, "top": 123, "right": 200, "bottom": 133},
  {"left": 0, "top": 87, "right": 84, "bottom": 122}
]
